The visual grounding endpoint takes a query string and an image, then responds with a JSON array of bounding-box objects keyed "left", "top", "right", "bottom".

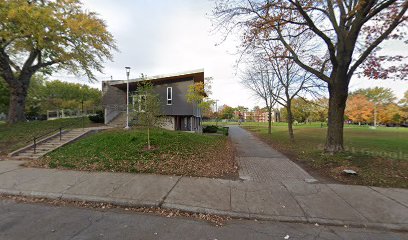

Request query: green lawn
[
  {"left": 32, "top": 128, "right": 237, "bottom": 178},
  {"left": 241, "top": 122, "right": 408, "bottom": 188},
  {"left": 0, "top": 118, "right": 96, "bottom": 155}
]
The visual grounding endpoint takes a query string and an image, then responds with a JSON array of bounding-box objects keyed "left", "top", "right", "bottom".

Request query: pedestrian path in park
[{"left": 228, "top": 126, "right": 315, "bottom": 183}]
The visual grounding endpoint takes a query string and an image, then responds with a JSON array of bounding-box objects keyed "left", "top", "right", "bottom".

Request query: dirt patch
[{"left": 142, "top": 145, "right": 159, "bottom": 151}]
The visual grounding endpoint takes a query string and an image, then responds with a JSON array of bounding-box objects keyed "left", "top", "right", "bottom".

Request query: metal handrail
[
  {"left": 31, "top": 117, "right": 83, "bottom": 154},
  {"left": 32, "top": 127, "right": 62, "bottom": 154}
]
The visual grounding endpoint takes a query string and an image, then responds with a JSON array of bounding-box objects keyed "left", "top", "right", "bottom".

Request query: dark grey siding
[
  {"left": 153, "top": 79, "right": 199, "bottom": 116},
  {"left": 102, "top": 85, "right": 126, "bottom": 107},
  {"left": 102, "top": 85, "right": 127, "bottom": 124}
]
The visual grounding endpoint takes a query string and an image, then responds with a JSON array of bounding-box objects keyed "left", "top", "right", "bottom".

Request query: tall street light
[
  {"left": 125, "top": 67, "right": 131, "bottom": 129},
  {"left": 214, "top": 99, "right": 219, "bottom": 126}
]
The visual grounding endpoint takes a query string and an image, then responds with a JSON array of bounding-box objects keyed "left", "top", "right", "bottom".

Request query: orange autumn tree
[
  {"left": 378, "top": 103, "right": 403, "bottom": 124},
  {"left": 186, "top": 77, "right": 214, "bottom": 117},
  {"left": 345, "top": 95, "right": 374, "bottom": 124},
  {"left": 399, "top": 90, "right": 408, "bottom": 122}
]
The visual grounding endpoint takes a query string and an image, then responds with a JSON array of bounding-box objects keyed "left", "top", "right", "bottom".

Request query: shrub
[
  {"left": 89, "top": 110, "right": 104, "bottom": 123},
  {"left": 222, "top": 127, "right": 229, "bottom": 136},
  {"left": 203, "top": 125, "right": 218, "bottom": 133}
]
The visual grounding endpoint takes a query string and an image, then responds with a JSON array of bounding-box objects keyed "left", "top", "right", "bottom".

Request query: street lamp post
[
  {"left": 125, "top": 67, "right": 131, "bottom": 129},
  {"left": 214, "top": 99, "right": 219, "bottom": 126},
  {"left": 81, "top": 99, "right": 84, "bottom": 130}
]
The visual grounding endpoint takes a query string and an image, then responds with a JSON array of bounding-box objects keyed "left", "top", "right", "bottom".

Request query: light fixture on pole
[
  {"left": 125, "top": 67, "right": 131, "bottom": 129},
  {"left": 214, "top": 99, "right": 219, "bottom": 126}
]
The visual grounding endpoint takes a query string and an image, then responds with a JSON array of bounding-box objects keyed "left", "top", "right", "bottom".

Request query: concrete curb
[
  {"left": 1, "top": 188, "right": 407, "bottom": 232},
  {"left": 162, "top": 202, "right": 408, "bottom": 232}
]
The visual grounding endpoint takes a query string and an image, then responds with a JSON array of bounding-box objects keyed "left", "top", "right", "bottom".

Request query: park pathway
[{"left": 228, "top": 126, "right": 315, "bottom": 183}]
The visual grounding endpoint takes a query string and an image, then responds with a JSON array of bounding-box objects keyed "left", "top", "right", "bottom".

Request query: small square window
[
  {"left": 139, "top": 95, "right": 146, "bottom": 112},
  {"left": 167, "top": 87, "right": 172, "bottom": 105}
]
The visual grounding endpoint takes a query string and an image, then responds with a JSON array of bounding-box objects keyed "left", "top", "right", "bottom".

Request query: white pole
[
  {"left": 125, "top": 67, "right": 131, "bottom": 129},
  {"left": 373, "top": 104, "right": 377, "bottom": 129}
]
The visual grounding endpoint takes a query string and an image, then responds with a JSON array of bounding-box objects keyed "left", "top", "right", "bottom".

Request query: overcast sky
[{"left": 53, "top": 0, "right": 407, "bottom": 108}]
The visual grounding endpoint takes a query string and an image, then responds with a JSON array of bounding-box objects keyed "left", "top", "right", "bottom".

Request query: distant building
[{"left": 243, "top": 109, "right": 280, "bottom": 122}]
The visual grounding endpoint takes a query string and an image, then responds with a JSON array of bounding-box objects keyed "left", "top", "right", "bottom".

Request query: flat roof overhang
[{"left": 104, "top": 69, "right": 205, "bottom": 91}]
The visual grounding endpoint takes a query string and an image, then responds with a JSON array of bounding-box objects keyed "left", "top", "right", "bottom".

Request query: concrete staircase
[
  {"left": 9, "top": 127, "right": 110, "bottom": 160},
  {"left": 107, "top": 112, "right": 127, "bottom": 128}
]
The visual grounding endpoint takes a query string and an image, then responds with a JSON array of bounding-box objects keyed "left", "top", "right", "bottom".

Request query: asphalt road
[{"left": 0, "top": 199, "right": 407, "bottom": 240}]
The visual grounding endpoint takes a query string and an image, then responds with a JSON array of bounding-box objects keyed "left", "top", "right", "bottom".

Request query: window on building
[
  {"left": 167, "top": 87, "right": 172, "bottom": 105},
  {"left": 139, "top": 95, "right": 146, "bottom": 112}
]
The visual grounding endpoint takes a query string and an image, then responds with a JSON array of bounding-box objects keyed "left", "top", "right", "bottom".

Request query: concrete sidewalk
[
  {"left": 0, "top": 160, "right": 407, "bottom": 231},
  {"left": 229, "top": 126, "right": 315, "bottom": 183}
]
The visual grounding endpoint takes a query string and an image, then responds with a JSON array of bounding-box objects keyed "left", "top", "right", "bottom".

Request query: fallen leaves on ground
[
  {"left": 0, "top": 194, "right": 231, "bottom": 226},
  {"left": 26, "top": 129, "right": 239, "bottom": 179}
]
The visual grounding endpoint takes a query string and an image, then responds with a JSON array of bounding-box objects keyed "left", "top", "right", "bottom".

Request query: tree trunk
[
  {"left": 325, "top": 79, "right": 349, "bottom": 153},
  {"left": 286, "top": 104, "right": 295, "bottom": 142},
  {"left": 147, "top": 127, "right": 151, "bottom": 150},
  {"left": 373, "top": 105, "right": 377, "bottom": 128},
  {"left": 267, "top": 108, "right": 272, "bottom": 134},
  {"left": 7, "top": 75, "right": 30, "bottom": 124}
]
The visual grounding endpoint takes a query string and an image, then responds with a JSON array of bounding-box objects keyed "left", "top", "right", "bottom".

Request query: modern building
[{"left": 101, "top": 69, "right": 205, "bottom": 132}]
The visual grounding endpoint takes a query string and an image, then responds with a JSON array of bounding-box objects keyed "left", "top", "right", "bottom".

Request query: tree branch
[
  {"left": 275, "top": 27, "right": 331, "bottom": 83},
  {"left": 0, "top": 49, "right": 15, "bottom": 85},
  {"left": 21, "top": 49, "right": 40, "bottom": 73},
  {"left": 348, "top": 3, "right": 408, "bottom": 77},
  {"left": 32, "top": 59, "right": 59, "bottom": 72},
  {"left": 289, "top": 0, "right": 338, "bottom": 67},
  {"left": 326, "top": 0, "right": 341, "bottom": 35},
  {"left": 363, "top": 0, "right": 398, "bottom": 23}
]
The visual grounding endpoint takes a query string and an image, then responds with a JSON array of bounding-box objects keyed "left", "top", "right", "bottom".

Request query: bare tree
[
  {"left": 132, "top": 82, "right": 163, "bottom": 150},
  {"left": 242, "top": 51, "right": 322, "bottom": 142},
  {"left": 241, "top": 59, "right": 278, "bottom": 134},
  {"left": 271, "top": 59, "right": 322, "bottom": 142},
  {"left": 263, "top": 40, "right": 323, "bottom": 141},
  {"left": 214, "top": 0, "right": 408, "bottom": 152}
]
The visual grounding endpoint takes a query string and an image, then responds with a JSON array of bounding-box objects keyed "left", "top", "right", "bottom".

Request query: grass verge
[
  {"left": 0, "top": 118, "right": 97, "bottom": 155},
  {"left": 242, "top": 122, "right": 408, "bottom": 188},
  {"left": 30, "top": 128, "right": 238, "bottom": 178}
]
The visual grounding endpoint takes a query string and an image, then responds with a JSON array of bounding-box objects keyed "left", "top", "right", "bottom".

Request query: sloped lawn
[
  {"left": 31, "top": 128, "right": 237, "bottom": 178},
  {"left": 0, "top": 118, "right": 96, "bottom": 155}
]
